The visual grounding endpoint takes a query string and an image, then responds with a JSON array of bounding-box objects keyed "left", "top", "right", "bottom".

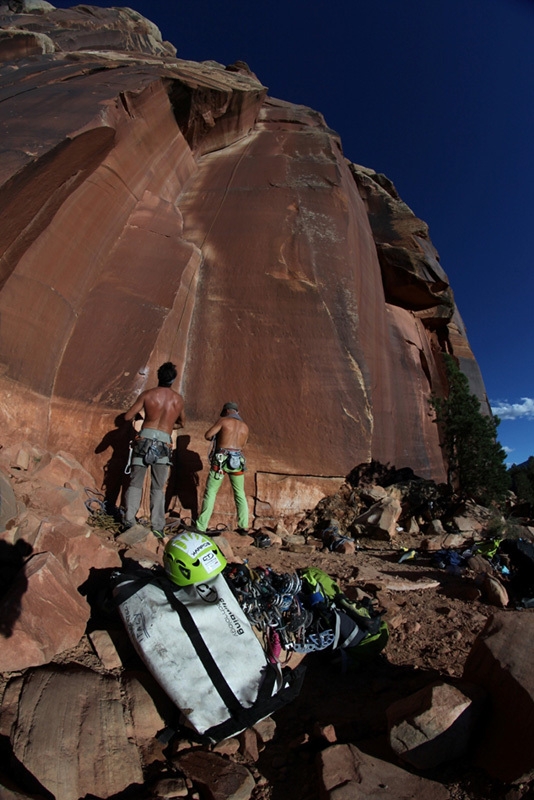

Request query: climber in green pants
[{"left": 196, "top": 402, "right": 249, "bottom": 533}]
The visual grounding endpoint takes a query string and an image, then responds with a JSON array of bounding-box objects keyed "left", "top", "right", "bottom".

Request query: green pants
[{"left": 196, "top": 468, "right": 248, "bottom": 531}]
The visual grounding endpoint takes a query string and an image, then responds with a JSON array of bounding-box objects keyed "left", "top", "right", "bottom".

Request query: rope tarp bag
[{"left": 112, "top": 567, "right": 305, "bottom": 742}]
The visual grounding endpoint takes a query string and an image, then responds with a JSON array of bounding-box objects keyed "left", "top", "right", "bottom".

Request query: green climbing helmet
[{"left": 163, "top": 531, "right": 227, "bottom": 586}]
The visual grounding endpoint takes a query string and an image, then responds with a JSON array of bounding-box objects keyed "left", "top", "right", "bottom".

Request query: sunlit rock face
[{"left": 0, "top": 3, "right": 486, "bottom": 521}]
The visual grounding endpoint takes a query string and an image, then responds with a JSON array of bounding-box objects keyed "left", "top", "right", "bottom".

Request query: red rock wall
[{"left": 0, "top": 5, "right": 488, "bottom": 522}]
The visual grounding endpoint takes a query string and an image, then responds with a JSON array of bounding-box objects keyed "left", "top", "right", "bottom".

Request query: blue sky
[{"left": 49, "top": 0, "right": 534, "bottom": 465}]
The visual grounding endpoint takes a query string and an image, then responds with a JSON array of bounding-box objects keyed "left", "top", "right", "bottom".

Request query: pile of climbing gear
[
  {"left": 430, "top": 537, "right": 509, "bottom": 576},
  {"left": 321, "top": 522, "right": 354, "bottom": 552},
  {"left": 224, "top": 563, "right": 388, "bottom": 665},
  {"left": 112, "top": 534, "right": 305, "bottom": 742},
  {"left": 84, "top": 488, "right": 123, "bottom": 534},
  {"left": 297, "top": 566, "right": 389, "bottom": 661},
  {"left": 423, "top": 535, "right": 534, "bottom": 607},
  {"left": 223, "top": 564, "right": 309, "bottom": 662}
]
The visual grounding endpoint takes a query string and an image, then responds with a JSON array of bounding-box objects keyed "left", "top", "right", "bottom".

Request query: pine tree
[
  {"left": 431, "top": 354, "right": 510, "bottom": 506},
  {"left": 508, "top": 456, "right": 534, "bottom": 504}
]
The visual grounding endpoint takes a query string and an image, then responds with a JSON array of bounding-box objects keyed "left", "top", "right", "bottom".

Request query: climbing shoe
[
  {"left": 152, "top": 530, "right": 165, "bottom": 540},
  {"left": 235, "top": 527, "right": 249, "bottom": 536}
]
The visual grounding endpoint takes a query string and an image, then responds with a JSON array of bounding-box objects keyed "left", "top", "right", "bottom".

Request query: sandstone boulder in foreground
[
  {"left": 463, "top": 611, "right": 534, "bottom": 782},
  {"left": 0, "top": 551, "right": 90, "bottom": 672},
  {"left": 1, "top": 667, "right": 143, "bottom": 800},
  {"left": 317, "top": 743, "right": 451, "bottom": 799}
]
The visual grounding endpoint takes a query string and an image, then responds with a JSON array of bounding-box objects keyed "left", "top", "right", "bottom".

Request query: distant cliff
[{"left": 0, "top": 2, "right": 488, "bottom": 524}]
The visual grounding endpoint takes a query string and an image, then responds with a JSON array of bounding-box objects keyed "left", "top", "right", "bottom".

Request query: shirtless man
[
  {"left": 195, "top": 402, "right": 249, "bottom": 533},
  {"left": 123, "top": 362, "right": 185, "bottom": 537}
]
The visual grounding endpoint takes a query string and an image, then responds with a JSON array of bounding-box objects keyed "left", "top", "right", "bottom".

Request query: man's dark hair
[{"left": 157, "top": 362, "right": 177, "bottom": 386}]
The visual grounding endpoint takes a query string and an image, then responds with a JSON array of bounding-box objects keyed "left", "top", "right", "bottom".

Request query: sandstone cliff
[{"left": 0, "top": 2, "right": 488, "bottom": 525}]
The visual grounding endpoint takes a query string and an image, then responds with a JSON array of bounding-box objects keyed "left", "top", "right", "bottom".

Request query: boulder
[
  {"left": 116, "top": 523, "right": 150, "bottom": 545},
  {"left": 88, "top": 629, "right": 122, "bottom": 670},
  {"left": 254, "top": 473, "right": 345, "bottom": 527},
  {"left": 359, "top": 485, "right": 388, "bottom": 503},
  {"left": 0, "top": 471, "right": 18, "bottom": 531},
  {"left": 152, "top": 777, "right": 189, "bottom": 798},
  {"left": 421, "top": 532, "right": 470, "bottom": 551},
  {"left": 1, "top": 667, "right": 143, "bottom": 800},
  {"left": 22, "top": 480, "right": 89, "bottom": 526},
  {"left": 31, "top": 450, "right": 96, "bottom": 489},
  {"left": 238, "top": 728, "right": 259, "bottom": 762},
  {"left": 176, "top": 750, "right": 256, "bottom": 800},
  {"left": 387, "top": 681, "right": 486, "bottom": 769},
  {"left": 253, "top": 716, "right": 277, "bottom": 746},
  {"left": 0, "top": 441, "right": 44, "bottom": 473},
  {"left": 0, "top": 551, "right": 90, "bottom": 671},
  {"left": 463, "top": 611, "right": 534, "bottom": 781},
  {"left": 122, "top": 672, "right": 166, "bottom": 764},
  {"left": 426, "top": 518, "right": 446, "bottom": 536},
  {"left": 0, "top": 774, "right": 46, "bottom": 800},
  {"left": 317, "top": 743, "right": 451, "bottom": 799},
  {"left": 482, "top": 574, "right": 509, "bottom": 608},
  {"left": 452, "top": 514, "right": 484, "bottom": 533},
  {"left": 6, "top": 509, "right": 42, "bottom": 544},
  {"left": 404, "top": 516, "right": 420, "bottom": 534},
  {"left": 31, "top": 516, "right": 121, "bottom": 586},
  {"left": 466, "top": 553, "right": 494, "bottom": 575},
  {"left": 351, "top": 497, "right": 402, "bottom": 540},
  {"left": 212, "top": 738, "right": 240, "bottom": 756}
]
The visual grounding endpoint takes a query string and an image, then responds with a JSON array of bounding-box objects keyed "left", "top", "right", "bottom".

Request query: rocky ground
[
  {"left": 206, "top": 536, "right": 510, "bottom": 800},
  {"left": 2, "top": 451, "right": 534, "bottom": 800},
  {"left": 47, "top": 530, "right": 534, "bottom": 800}
]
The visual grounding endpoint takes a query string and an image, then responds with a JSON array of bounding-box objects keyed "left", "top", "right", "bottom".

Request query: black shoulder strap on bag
[
  {"left": 205, "top": 663, "right": 306, "bottom": 743},
  {"left": 159, "top": 578, "right": 306, "bottom": 742},
  {"left": 159, "top": 579, "right": 244, "bottom": 713}
]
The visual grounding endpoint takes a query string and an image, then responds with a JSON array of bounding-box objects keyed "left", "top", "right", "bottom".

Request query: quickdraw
[
  {"left": 224, "top": 563, "right": 387, "bottom": 661},
  {"left": 224, "top": 565, "right": 318, "bottom": 658}
]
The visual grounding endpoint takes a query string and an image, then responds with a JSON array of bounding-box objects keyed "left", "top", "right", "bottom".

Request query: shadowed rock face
[{"left": 0, "top": 3, "right": 487, "bottom": 520}]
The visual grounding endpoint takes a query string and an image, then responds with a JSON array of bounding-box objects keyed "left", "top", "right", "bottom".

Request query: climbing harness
[
  {"left": 133, "top": 435, "right": 172, "bottom": 466},
  {"left": 211, "top": 449, "right": 245, "bottom": 476}
]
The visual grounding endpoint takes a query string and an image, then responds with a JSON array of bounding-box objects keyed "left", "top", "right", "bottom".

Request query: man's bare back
[
  {"left": 205, "top": 416, "right": 248, "bottom": 450},
  {"left": 125, "top": 386, "right": 185, "bottom": 435}
]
